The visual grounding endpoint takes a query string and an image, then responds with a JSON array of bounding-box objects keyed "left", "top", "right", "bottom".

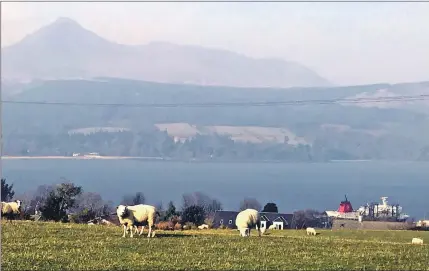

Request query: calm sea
[{"left": 2, "top": 159, "right": 428, "bottom": 219}]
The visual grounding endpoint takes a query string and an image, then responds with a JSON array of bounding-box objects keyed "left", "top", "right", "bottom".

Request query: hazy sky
[{"left": 2, "top": 1, "right": 429, "bottom": 85}]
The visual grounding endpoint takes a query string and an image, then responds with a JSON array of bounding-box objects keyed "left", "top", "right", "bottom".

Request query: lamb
[
  {"left": 1, "top": 200, "right": 22, "bottom": 223},
  {"left": 306, "top": 227, "right": 317, "bottom": 236},
  {"left": 411, "top": 238, "right": 424, "bottom": 245},
  {"left": 116, "top": 204, "right": 159, "bottom": 238},
  {"left": 235, "top": 209, "right": 265, "bottom": 237}
]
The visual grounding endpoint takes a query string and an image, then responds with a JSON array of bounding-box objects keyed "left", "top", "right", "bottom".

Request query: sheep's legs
[
  {"left": 129, "top": 225, "right": 134, "bottom": 238},
  {"left": 122, "top": 225, "right": 127, "bottom": 237},
  {"left": 139, "top": 226, "right": 145, "bottom": 236},
  {"left": 147, "top": 225, "right": 152, "bottom": 238}
]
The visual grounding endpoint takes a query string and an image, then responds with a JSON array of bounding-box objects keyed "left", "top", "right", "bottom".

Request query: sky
[{"left": 1, "top": 1, "right": 429, "bottom": 86}]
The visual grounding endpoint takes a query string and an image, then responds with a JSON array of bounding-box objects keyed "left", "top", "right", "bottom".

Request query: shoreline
[{"left": 0, "top": 155, "right": 164, "bottom": 160}]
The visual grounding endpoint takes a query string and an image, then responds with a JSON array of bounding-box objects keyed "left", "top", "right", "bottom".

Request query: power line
[{"left": 2, "top": 94, "right": 429, "bottom": 108}]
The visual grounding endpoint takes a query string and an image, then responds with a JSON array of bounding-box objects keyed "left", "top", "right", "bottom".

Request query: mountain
[{"left": 1, "top": 17, "right": 331, "bottom": 88}]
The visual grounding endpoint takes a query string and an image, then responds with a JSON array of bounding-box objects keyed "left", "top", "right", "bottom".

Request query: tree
[
  {"left": 163, "top": 201, "right": 178, "bottom": 221},
  {"left": 39, "top": 182, "right": 82, "bottom": 222},
  {"left": 181, "top": 192, "right": 222, "bottom": 217},
  {"left": 239, "top": 197, "right": 261, "bottom": 211},
  {"left": 262, "top": 203, "right": 278, "bottom": 213},
  {"left": 181, "top": 205, "right": 205, "bottom": 226},
  {"left": 121, "top": 192, "right": 145, "bottom": 205},
  {"left": 291, "top": 209, "right": 323, "bottom": 229},
  {"left": 1, "top": 178, "right": 15, "bottom": 201},
  {"left": 71, "top": 192, "right": 112, "bottom": 223}
]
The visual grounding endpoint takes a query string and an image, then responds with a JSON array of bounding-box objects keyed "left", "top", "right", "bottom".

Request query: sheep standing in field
[
  {"left": 116, "top": 204, "right": 159, "bottom": 238},
  {"left": 411, "top": 238, "right": 424, "bottom": 245},
  {"left": 1, "top": 200, "right": 22, "bottom": 223},
  {"left": 306, "top": 227, "right": 317, "bottom": 236},
  {"left": 235, "top": 209, "right": 264, "bottom": 237}
]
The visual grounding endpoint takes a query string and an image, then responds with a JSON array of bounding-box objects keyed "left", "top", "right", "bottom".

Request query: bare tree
[
  {"left": 121, "top": 192, "right": 145, "bottom": 206},
  {"left": 181, "top": 191, "right": 222, "bottom": 217},
  {"left": 239, "top": 197, "right": 262, "bottom": 211}
]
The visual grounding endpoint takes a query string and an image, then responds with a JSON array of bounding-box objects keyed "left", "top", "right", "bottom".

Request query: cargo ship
[{"left": 325, "top": 195, "right": 409, "bottom": 222}]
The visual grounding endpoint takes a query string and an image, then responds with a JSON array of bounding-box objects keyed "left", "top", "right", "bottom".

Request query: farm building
[{"left": 213, "top": 210, "right": 293, "bottom": 230}]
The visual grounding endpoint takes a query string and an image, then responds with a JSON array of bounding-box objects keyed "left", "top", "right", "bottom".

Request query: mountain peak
[{"left": 53, "top": 17, "right": 81, "bottom": 26}]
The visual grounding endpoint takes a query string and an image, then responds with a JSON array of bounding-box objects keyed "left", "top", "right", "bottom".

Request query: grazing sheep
[
  {"left": 268, "top": 224, "right": 277, "bottom": 230},
  {"left": 198, "top": 224, "right": 209, "bottom": 230},
  {"left": 306, "top": 227, "right": 317, "bottom": 236},
  {"left": 235, "top": 209, "right": 264, "bottom": 237},
  {"left": 116, "top": 204, "right": 159, "bottom": 238},
  {"left": 1, "top": 200, "right": 22, "bottom": 223},
  {"left": 412, "top": 238, "right": 424, "bottom": 245}
]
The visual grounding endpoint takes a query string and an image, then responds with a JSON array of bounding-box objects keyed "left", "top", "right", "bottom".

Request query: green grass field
[{"left": 2, "top": 221, "right": 429, "bottom": 270}]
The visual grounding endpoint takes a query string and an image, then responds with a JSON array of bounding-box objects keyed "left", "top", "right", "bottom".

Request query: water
[{"left": 2, "top": 159, "right": 428, "bottom": 219}]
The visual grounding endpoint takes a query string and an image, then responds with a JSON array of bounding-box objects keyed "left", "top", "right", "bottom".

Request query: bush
[
  {"left": 204, "top": 217, "right": 214, "bottom": 229},
  {"left": 181, "top": 205, "right": 205, "bottom": 226},
  {"left": 174, "top": 222, "right": 183, "bottom": 231},
  {"left": 183, "top": 222, "right": 196, "bottom": 230},
  {"left": 156, "top": 221, "right": 175, "bottom": 231}
]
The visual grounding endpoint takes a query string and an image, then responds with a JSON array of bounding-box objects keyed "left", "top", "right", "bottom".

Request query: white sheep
[
  {"left": 411, "top": 238, "right": 424, "bottom": 245},
  {"left": 116, "top": 204, "right": 159, "bottom": 238},
  {"left": 235, "top": 209, "right": 265, "bottom": 237},
  {"left": 1, "top": 200, "right": 22, "bottom": 223},
  {"left": 306, "top": 227, "right": 317, "bottom": 236},
  {"left": 198, "top": 224, "right": 209, "bottom": 230},
  {"left": 268, "top": 224, "right": 277, "bottom": 230}
]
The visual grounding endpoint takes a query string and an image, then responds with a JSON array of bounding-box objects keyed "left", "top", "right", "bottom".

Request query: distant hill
[
  {"left": 3, "top": 78, "right": 429, "bottom": 160},
  {"left": 1, "top": 17, "right": 331, "bottom": 88}
]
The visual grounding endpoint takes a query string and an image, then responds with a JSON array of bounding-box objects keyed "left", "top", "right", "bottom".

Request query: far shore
[{"left": 0, "top": 155, "right": 164, "bottom": 160}]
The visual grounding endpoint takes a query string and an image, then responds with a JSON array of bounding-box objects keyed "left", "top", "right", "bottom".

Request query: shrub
[
  {"left": 183, "top": 222, "right": 196, "bottom": 230},
  {"left": 156, "top": 221, "right": 175, "bottom": 231},
  {"left": 174, "top": 222, "right": 183, "bottom": 231},
  {"left": 204, "top": 217, "right": 214, "bottom": 229},
  {"left": 181, "top": 205, "right": 205, "bottom": 226}
]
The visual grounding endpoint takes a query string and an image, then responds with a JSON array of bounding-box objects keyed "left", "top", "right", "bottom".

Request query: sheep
[
  {"left": 1, "top": 200, "right": 22, "bottom": 223},
  {"left": 411, "top": 238, "right": 424, "bottom": 245},
  {"left": 198, "top": 224, "right": 209, "bottom": 230},
  {"left": 235, "top": 209, "right": 265, "bottom": 237},
  {"left": 268, "top": 224, "right": 277, "bottom": 230},
  {"left": 306, "top": 227, "right": 317, "bottom": 236},
  {"left": 116, "top": 204, "right": 159, "bottom": 238}
]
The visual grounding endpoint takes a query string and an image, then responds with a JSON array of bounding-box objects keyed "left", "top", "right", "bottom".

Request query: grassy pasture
[{"left": 2, "top": 221, "right": 429, "bottom": 270}]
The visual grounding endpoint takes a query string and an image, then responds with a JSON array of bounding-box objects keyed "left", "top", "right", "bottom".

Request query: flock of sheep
[
  {"left": 1, "top": 199, "right": 425, "bottom": 245},
  {"left": 115, "top": 203, "right": 305, "bottom": 238}
]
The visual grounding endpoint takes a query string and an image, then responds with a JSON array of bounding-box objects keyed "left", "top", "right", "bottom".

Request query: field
[{"left": 2, "top": 221, "right": 429, "bottom": 271}]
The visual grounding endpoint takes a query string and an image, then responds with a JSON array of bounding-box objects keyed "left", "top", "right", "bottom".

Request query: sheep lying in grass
[
  {"left": 306, "top": 227, "right": 317, "bottom": 236},
  {"left": 1, "top": 200, "right": 22, "bottom": 223},
  {"left": 198, "top": 224, "right": 209, "bottom": 230},
  {"left": 116, "top": 204, "right": 159, "bottom": 238},
  {"left": 411, "top": 238, "right": 424, "bottom": 245},
  {"left": 235, "top": 209, "right": 265, "bottom": 237}
]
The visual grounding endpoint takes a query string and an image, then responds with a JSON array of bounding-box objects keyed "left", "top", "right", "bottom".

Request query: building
[{"left": 213, "top": 210, "right": 293, "bottom": 230}]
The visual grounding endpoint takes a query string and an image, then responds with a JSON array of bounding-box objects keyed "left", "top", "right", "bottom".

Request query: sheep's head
[
  {"left": 239, "top": 228, "right": 249, "bottom": 237},
  {"left": 116, "top": 205, "right": 129, "bottom": 218},
  {"left": 15, "top": 200, "right": 22, "bottom": 209}
]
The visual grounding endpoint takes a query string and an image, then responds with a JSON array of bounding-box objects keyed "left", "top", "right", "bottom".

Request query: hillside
[
  {"left": 3, "top": 78, "right": 429, "bottom": 161},
  {"left": 1, "top": 17, "right": 330, "bottom": 88},
  {"left": 2, "top": 222, "right": 429, "bottom": 270}
]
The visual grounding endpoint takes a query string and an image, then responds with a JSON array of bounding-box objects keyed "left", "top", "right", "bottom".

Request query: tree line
[{"left": 1, "top": 178, "right": 327, "bottom": 229}]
